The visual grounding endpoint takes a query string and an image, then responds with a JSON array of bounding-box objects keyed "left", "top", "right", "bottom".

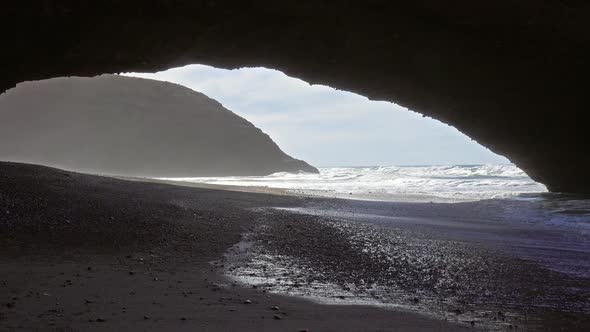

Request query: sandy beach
[{"left": 1, "top": 162, "right": 589, "bottom": 331}]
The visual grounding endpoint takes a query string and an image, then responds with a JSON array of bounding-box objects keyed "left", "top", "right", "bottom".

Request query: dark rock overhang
[{"left": 2, "top": 1, "right": 589, "bottom": 192}]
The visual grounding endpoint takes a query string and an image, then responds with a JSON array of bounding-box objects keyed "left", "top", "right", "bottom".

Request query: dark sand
[
  {"left": 1, "top": 162, "right": 589, "bottom": 331},
  {"left": 0, "top": 162, "right": 461, "bottom": 331}
]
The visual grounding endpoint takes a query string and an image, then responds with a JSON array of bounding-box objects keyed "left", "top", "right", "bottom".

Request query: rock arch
[{"left": 2, "top": 1, "right": 589, "bottom": 192}]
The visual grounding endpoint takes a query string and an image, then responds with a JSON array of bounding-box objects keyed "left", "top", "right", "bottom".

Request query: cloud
[{"left": 123, "top": 65, "right": 508, "bottom": 166}]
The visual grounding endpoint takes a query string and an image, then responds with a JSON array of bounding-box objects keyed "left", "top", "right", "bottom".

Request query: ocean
[
  {"left": 161, "top": 163, "right": 590, "bottom": 231},
  {"left": 162, "top": 164, "right": 546, "bottom": 202}
]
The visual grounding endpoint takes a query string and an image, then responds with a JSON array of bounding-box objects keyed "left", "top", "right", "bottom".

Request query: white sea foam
[{"left": 161, "top": 164, "right": 547, "bottom": 202}]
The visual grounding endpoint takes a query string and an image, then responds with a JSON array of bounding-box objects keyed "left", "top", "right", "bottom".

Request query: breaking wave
[{"left": 162, "top": 164, "right": 547, "bottom": 202}]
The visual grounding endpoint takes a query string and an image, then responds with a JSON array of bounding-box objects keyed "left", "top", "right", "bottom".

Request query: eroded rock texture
[{"left": 2, "top": 1, "right": 589, "bottom": 191}]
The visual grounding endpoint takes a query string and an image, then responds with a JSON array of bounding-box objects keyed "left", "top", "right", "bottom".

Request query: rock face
[
  {"left": 1, "top": 2, "right": 589, "bottom": 192},
  {"left": 0, "top": 75, "right": 318, "bottom": 177}
]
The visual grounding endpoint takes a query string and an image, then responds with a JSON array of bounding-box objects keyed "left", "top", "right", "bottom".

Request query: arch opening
[
  {"left": 2, "top": 1, "right": 590, "bottom": 193},
  {"left": 0, "top": 65, "right": 550, "bottom": 202},
  {"left": 122, "top": 64, "right": 547, "bottom": 202}
]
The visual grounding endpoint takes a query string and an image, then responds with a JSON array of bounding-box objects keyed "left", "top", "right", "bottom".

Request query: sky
[{"left": 124, "top": 65, "right": 508, "bottom": 167}]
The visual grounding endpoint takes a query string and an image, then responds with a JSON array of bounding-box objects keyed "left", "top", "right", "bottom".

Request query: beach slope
[{"left": 0, "top": 161, "right": 459, "bottom": 331}]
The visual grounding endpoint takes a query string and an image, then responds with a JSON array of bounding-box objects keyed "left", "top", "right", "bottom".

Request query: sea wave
[{"left": 161, "top": 164, "right": 547, "bottom": 202}]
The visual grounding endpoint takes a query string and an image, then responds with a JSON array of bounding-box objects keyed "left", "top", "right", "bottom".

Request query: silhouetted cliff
[{"left": 0, "top": 75, "right": 318, "bottom": 177}]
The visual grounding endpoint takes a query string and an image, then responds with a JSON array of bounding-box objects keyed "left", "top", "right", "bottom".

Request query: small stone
[
  {"left": 128, "top": 271, "right": 135, "bottom": 275},
  {"left": 181, "top": 317, "right": 187, "bottom": 321},
  {"left": 85, "top": 299, "right": 95, "bottom": 304},
  {"left": 470, "top": 321, "right": 475, "bottom": 327},
  {"left": 96, "top": 318, "right": 106, "bottom": 322},
  {"left": 271, "top": 305, "right": 280, "bottom": 311},
  {"left": 144, "top": 315, "right": 149, "bottom": 320},
  {"left": 243, "top": 300, "right": 252, "bottom": 304},
  {"left": 273, "top": 315, "right": 282, "bottom": 320}
]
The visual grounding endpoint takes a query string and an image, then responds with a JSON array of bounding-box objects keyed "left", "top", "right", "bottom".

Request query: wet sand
[
  {"left": 0, "top": 162, "right": 462, "bottom": 331},
  {"left": 223, "top": 207, "right": 590, "bottom": 331},
  {"left": 1, "top": 162, "right": 589, "bottom": 331}
]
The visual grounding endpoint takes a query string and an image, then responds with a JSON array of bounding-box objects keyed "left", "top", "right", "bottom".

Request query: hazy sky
[{"left": 125, "top": 65, "right": 508, "bottom": 167}]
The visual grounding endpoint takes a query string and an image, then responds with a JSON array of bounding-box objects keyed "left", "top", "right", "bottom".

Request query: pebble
[
  {"left": 273, "top": 315, "right": 282, "bottom": 320},
  {"left": 243, "top": 300, "right": 252, "bottom": 304},
  {"left": 271, "top": 305, "right": 280, "bottom": 311}
]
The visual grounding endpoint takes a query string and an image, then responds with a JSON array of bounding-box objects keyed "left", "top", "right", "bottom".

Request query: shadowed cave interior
[{"left": 2, "top": 1, "right": 590, "bottom": 193}]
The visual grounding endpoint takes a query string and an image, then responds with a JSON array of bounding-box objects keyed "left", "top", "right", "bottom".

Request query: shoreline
[
  {"left": 219, "top": 206, "right": 590, "bottom": 331},
  {"left": 117, "top": 176, "right": 516, "bottom": 204},
  {"left": 105, "top": 176, "right": 590, "bottom": 330},
  {"left": 1, "top": 162, "right": 589, "bottom": 331},
  {"left": 0, "top": 162, "right": 464, "bottom": 331}
]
